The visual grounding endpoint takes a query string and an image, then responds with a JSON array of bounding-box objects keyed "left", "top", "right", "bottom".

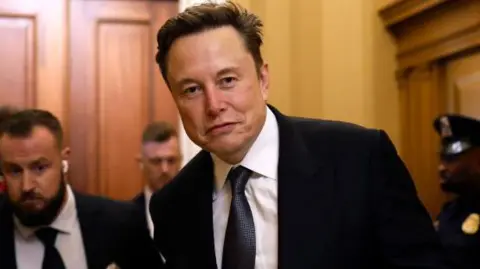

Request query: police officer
[{"left": 433, "top": 113, "right": 480, "bottom": 269}]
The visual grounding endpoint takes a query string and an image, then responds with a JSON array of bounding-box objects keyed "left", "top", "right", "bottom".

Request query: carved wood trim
[
  {"left": 381, "top": 0, "right": 480, "bottom": 71},
  {"left": 379, "top": 0, "right": 478, "bottom": 216},
  {"left": 379, "top": 0, "right": 446, "bottom": 27}
]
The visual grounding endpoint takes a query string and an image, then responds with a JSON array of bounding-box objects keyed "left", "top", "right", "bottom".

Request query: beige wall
[{"left": 235, "top": 0, "right": 401, "bottom": 151}]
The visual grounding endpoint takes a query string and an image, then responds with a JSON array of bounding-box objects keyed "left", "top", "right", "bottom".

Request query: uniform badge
[
  {"left": 462, "top": 213, "right": 480, "bottom": 235},
  {"left": 433, "top": 220, "right": 440, "bottom": 231},
  {"left": 439, "top": 116, "right": 452, "bottom": 138}
]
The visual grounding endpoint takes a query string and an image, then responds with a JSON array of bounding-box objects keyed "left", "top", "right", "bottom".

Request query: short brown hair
[
  {"left": 155, "top": 1, "right": 264, "bottom": 85},
  {"left": 142, "top": 121, "right": 177, "bottom": 144},
  {"left": 0, "top": 109, "right": 63, "bottom": 148}
]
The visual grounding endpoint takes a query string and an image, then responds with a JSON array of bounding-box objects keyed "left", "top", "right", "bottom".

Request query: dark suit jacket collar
[
  {"left": 186, "top": 105, "right": 333, "bottom": 268},
  {"left": 0, "top": 192, "right": 114, "bottom": 269},
  {"left": 74, "top": 192, "right": 112, "bottom": 269},
  {"left": 268, "top": 106, "right": 336, "bottom": 268}
]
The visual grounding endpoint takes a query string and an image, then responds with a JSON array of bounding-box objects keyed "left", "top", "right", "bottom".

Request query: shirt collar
[
  {"left": 14, "top": 184, "right": 77, "bottom": 239},
  {"left": 144, "top": 186, "right": 153, "bottom": 204},
  {"left": 212, "top": 106, "right": 279, "bottom": 194}
]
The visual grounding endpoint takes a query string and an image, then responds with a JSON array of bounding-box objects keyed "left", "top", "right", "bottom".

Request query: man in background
[
  {"left": 434, "top": 114, "right": 480, "bottom": 269},
  {"left": 133, "top": 121, "right": 181, "bottom": 237},
  {"left": 0, "top": 109, "right": 164, "bottom": 269}
]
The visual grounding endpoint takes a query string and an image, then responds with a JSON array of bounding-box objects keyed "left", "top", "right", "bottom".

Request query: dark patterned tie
[
  {"left": 35, "top": 227, "right": 66, "bottom": 269},
  {"left": 222, "top": 166, "right": 255, "bottom": 269}
]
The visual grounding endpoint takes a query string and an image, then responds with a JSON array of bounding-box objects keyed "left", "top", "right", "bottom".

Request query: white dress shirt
[
  {"left": 144, "top": 186, "right": 154, "bottom": 238},
  {"left": 212, "top": 106, "right": 279, "bottom": 269},
  {"left": 14, "top": 184, "right": 88, "bottom": 269}
]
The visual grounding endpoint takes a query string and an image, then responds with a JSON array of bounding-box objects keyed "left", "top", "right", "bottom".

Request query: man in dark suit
[
  {"left": 0, "top": 109, "right": 164, "bottom": 269},
  {"left": 150, "top": 1, "right": 448, "bottom": 268},
  {"left": 132, "top": 121, "right": 181, "bottom": 237},
  {"left": 433, "top": 114, "right": 480, "bottom": 269}
]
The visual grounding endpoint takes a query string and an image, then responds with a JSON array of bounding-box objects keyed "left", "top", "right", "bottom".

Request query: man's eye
[
  {"left": 5, "top": 167, "right": 23, "bottom": 177},
  {"left": 219, "top": 77, "right": 237, "bottom": 88},
  {"left": 32, "top": 164, "right": 49, "bottom": 174},
  {"left": 183, "top": 86, "right": 200, "bottom": 95}
]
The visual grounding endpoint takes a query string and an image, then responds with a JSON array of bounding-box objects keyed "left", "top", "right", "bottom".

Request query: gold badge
[
  {"left": 440, "top": 116, "right": 452, "bottom": 138},
  {"left": 462, "top": 213, "right": 480, "bottom": 235}
]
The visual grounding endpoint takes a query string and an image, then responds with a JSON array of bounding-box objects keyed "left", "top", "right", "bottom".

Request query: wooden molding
[
  {"left": 379, "top": 0, "right": 447, "bottom": 27},
  {"left": 380, "top": 0, "right": 480, "bottom": 71}
]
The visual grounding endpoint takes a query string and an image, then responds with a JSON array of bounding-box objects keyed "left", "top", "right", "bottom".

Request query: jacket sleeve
[{"left": 370, "top": 130, "right": 450, "bottom": 268}]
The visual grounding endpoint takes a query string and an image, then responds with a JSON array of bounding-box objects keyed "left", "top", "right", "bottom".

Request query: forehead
[
  {"left": 166, "top": 26, "right": 252, "bottom": 83},
  {"left": 0, "top": 126, "right": 58, "bottom": 161},
  {"left": 142, "top": 137, "right": 179, "bottom": 157}
]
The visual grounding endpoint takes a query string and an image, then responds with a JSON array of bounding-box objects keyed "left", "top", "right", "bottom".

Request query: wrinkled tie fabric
[{"left": 222, "top": 166, "right": 256, "bottom": 269}]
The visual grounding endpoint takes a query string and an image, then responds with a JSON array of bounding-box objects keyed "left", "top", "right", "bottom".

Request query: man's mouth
[{"left": 207, "top": 122, "right": 236, "bottom": 135}]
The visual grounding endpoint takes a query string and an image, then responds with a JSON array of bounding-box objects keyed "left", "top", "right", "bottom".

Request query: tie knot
[
  {"left": 227, "top": 166, "right": 252, "bottom": 195},
  {"left": 35, "top": 227, "right": 59, "bottom": 247}
]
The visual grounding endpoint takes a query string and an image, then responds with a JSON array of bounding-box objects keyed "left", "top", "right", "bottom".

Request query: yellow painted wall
[{"left": 234, "top": 0, "right": 401, "bottom": 151}]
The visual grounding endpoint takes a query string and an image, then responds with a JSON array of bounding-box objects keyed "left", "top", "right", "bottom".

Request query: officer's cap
[{"left": 433, "top": 114, "right": 480, "bottom": 158}]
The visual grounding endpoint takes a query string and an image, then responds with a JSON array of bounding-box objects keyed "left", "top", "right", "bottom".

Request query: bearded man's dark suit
[{"left": 0, "top": 192, "right": 164, "bottom": 269}]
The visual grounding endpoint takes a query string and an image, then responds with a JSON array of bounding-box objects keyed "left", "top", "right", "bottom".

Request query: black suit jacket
[
  {"left": 132, "top": 192, "right": 149, "bottom": 229},
  {"left": 150, "top": 106, "right": 448, "bottom": 269},
  {"left": 0, "top": 192, "right": 164, "bottom": 269}
]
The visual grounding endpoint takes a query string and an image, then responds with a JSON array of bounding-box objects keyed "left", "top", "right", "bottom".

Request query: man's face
[
  {"left": 166, "top": 26, "right": 269, "bottom": 163},
  {"left": 439, "top": 148, "right": 480, "bottom": 195},
  {"left": 0, "top": 126, "right": 68, "bottom": 226},
  {"left": 140, "top": 137, "right": 180, "bottom": 191}
]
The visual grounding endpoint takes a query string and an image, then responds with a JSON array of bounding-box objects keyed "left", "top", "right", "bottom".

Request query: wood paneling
[
  {"left": 0, "top": 18, "right": 35, "bottom": 107},
  {"left": 445, "top": 50, "right": 480, "bottom": 117},
  {"left": 381, "top": 0, "right": 480, "bottom": 217},
  {"left": 69, "top": 0, "right": 177, "bottom": 199},
  {"left": 397, "top": 64, "right": 446, "bottom": 216},
  {"left": 0, "top": 0, "right": 66, "bottom": 123}
]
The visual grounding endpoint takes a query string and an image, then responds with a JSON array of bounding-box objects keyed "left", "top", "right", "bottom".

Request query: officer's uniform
[{"left": 433, "top": 114, "right": 480, "bottom": 269}]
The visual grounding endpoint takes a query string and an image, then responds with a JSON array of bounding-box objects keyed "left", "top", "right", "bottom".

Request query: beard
[
  {"left": 440, "top": 168, "right": 480, "bottom": 197},
  {"left": 8, "top": 175, "right": 67, "bottom": 227}
]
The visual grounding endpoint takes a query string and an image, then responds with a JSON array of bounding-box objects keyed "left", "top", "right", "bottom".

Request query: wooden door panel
[
  {"left": 0, "top": 18, "right": 34, "bottom": 107},
  {"left": 455, "top": 71, "right": 480, "bottom": 117},
  {"left": 69, "top": 0, "right": 177, "bottom": 199},
  {"left": 0, "top": 0, "right": 66, "bottom": 121},
  {"left": 446, "top": 50, "right": 480, "bottom": 118}
]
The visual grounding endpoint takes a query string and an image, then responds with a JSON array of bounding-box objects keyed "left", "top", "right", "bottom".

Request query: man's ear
[
  {"left": 259, "top": 63, "right": 269, "bottom": 101},
  {"left": 61, "top": 147, "right": 71, "bottom": 159},
  {"left": 136, "top": 154, "right": 144, "bottom": 170}
]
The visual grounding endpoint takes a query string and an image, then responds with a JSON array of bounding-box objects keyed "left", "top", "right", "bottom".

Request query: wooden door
[
  {"left": 69, "top": 0, "right": 178, "bottom": 200},
  {"left": 445, "top": 50, "right": 480, "bottom": 117},
  {"left": 0, "top": 0, "right": 67, "bottom": 123}
]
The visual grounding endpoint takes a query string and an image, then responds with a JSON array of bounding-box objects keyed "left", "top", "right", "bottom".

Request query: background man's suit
[
  {"left": 150, "top": 106, "right": 447, "bottom": 269},
  {"left": 0, "top": 192, "right": 164, "bottom": 269},
  {"left": 132, "top": 192, "right": 148, "bottom": 229}
]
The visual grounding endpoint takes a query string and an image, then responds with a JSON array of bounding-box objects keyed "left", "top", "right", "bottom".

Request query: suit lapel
[
  {"left": 270, "top": 106, "right": 338, "bottom": 269},
  {"left": 75, "top": 193, "right": 108, "bottom": 269},
  {"left": 0, "top": 198, "right": 17, "bottom": 269},
  {"left": 189, "top": 151, "right": 218, "bottom": 268}
]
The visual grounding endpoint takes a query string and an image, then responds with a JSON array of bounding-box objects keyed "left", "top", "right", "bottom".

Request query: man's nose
[
  {"left": 204, "top": 87, "right": 225, "bottom": 117},
  {"left": 21, "top": 172, "right": 36, "bottom": 193},
  {"left": 160, "top": 162, "right": 170, "bottom": 173}
]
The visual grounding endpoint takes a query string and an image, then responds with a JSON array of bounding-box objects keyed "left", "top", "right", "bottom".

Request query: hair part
[
  {"left": 155, "top": 0, "right": 264, "bottom": 86},
  {"left": 0, "top": 109, "right": 64, "bottom": 148},
  {"left": 142, "top": 121, "right": 177, "bottom": 144}
]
